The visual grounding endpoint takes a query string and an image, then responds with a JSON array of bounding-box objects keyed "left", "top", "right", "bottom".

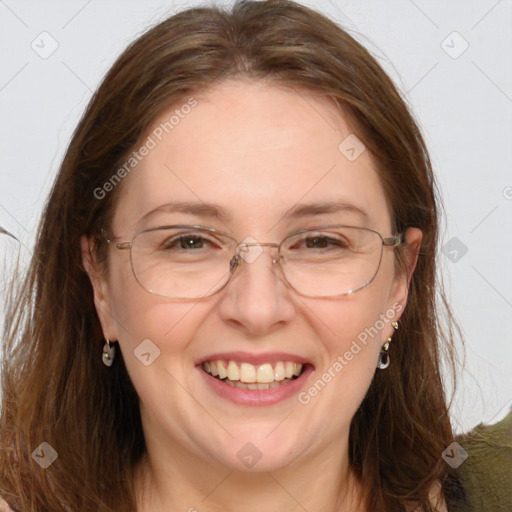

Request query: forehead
[{"left": 112, "top": 80, "right": 392, "bottom": 237}]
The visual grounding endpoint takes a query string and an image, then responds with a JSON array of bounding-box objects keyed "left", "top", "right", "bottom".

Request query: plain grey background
[{"left": 1, "top": 0, "right": 511, "bottom": 434}]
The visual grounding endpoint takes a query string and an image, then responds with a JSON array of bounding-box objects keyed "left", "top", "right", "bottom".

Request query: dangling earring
[
  {"left": 377, "top": 321, "right": 399, "bottom": 370},
  {"left": 102, "top": 338, "right": 116, "bottom": 367}
]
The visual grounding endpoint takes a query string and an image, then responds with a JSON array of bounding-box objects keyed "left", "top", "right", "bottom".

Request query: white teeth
[
  {"left": 202, "top": 359, "right": 305, "bottom": 385},
  {"left": 224, "top": 378, "right": 295, "bottom": 390},
  {"left": 274, "top": 361, "right": 285, "bottom": 381},
  {"left": 227, "top": 361, "right": 240, "bottom": 381},
  {"left": 256, "top": 363, "right": 275, "bottom": 383},
  {"left": 217, "top": 361, "right": 227, "bottom": 379},
  {"left": 240, "top": 362, "right": 256, "bottom": 383}
]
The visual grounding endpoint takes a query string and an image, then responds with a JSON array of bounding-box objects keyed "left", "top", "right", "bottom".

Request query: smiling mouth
[{"left": 201, "top": 359, "right": 309, "bottom": 390}]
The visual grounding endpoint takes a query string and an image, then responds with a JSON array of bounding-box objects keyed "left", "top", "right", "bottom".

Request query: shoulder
[{"left": 454, "top": 408, "right": 512, "bottom": 511}]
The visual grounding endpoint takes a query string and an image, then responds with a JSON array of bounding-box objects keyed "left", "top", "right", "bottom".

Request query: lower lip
[{"left": 198, "top": 365, "right": 314, "bottom": 406}]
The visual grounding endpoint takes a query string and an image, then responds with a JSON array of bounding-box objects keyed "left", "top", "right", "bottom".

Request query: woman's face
[{"left": 83, "top": 80, "right": 421, "bottom": 473}]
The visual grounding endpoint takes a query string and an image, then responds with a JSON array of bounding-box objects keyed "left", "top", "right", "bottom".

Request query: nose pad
[
  {"left": 229, "top": 241, "right": 282, "bottom": 282},
  {"left": 229, "top": 254, "right": 240, "bottom": 272},
  {"left": 228, "top": 254, "right": 280, "bottom": 288},
  {"left": 235, "top": 236, "right": 265, "bottom": 264},
  {"left": 233, "top": 239, "right": 281, "bottom": 269}
]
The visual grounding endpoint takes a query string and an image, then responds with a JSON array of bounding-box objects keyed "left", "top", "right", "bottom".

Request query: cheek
[
  {"left": 302, "top": 277, "right": 396, "bottom": 391},
  {"left": 109, "top": 285, "right": 212, "bottom": 415},
  {"left": 108, "top": 259, "right": 204, "bottom": 359},
  {"left": 309, "top": 281, "right": 393, "bottom": 356},
  {"left": 296, "top": 292, "right": 394, "bottom": 428}
]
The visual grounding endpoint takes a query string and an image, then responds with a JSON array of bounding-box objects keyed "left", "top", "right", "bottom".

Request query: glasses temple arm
[{"left": 382, "top": 233, "right": 404, "bottom": 246}]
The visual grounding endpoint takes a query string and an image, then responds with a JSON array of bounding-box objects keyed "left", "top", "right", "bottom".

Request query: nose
[{"left": 216, "top": 243, "right": 296, "bottom": 336}]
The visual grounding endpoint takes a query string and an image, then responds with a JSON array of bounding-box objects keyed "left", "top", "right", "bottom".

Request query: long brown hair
[{"left": 1, "top": 1, "right": 465, "bottom": 510}]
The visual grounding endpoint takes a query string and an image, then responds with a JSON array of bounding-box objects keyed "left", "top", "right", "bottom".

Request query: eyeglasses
[{"left": 102, "top": 224, "right": 403, "bottom": 299}]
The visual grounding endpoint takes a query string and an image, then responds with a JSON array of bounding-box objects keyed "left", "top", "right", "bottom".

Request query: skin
[{"left": 82, "top": 80, "right": 433, "bottom": 511}]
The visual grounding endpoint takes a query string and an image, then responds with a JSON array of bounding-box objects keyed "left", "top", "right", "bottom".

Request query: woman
[{"left": 1, "top": 1, "right": 508, "bottom": 510}]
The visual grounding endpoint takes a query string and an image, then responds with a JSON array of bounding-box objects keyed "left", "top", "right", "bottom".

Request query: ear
[
  {"left": 80, "top": 235, "right": 119, "bottom": 342},
  {"left": 384, "top": 227, "right": 423, "bottom": 333}
]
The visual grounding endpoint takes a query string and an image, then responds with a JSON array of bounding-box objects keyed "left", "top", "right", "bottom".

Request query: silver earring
[
  {"left": 102, "top": 339, "right": 116, "bottom": 367},
  {"left": 377, "top": 321, "right": 399, "bottom": 370}
]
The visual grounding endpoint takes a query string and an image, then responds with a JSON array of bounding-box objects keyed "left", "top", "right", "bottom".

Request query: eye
[
  {"left": 304, "top": 235, "right": 347, "bottom": 249},
  {"left": 162, "top": 233, "right": 215, "bottom": 250},
  {"left": 291, "top": 233, "right": 350, "bottom": 250}
]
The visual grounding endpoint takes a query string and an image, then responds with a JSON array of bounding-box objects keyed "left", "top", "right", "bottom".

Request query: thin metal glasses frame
[{"left": 102, "top": 224, "right": 404, "bottom": 299}]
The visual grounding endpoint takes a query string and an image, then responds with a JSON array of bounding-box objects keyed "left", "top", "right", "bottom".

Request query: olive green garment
[{"left": 454, "top": 407, "right": 512, "bottom": 511}]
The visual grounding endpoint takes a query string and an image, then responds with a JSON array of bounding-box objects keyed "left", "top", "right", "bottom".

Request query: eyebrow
[
  {"left": 137, "top": 201, "right": 232, "bottom": 227},
  {"left": 283, "top": 201, "right": 368, "bottom": 219},
  {"left": 136, "top": 200, "right": 367, "bottom": 227}
]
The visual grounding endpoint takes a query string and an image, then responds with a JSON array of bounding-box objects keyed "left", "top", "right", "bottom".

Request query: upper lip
[{"left": 195, "top": 351, "right": 313, "bottom": 367}]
